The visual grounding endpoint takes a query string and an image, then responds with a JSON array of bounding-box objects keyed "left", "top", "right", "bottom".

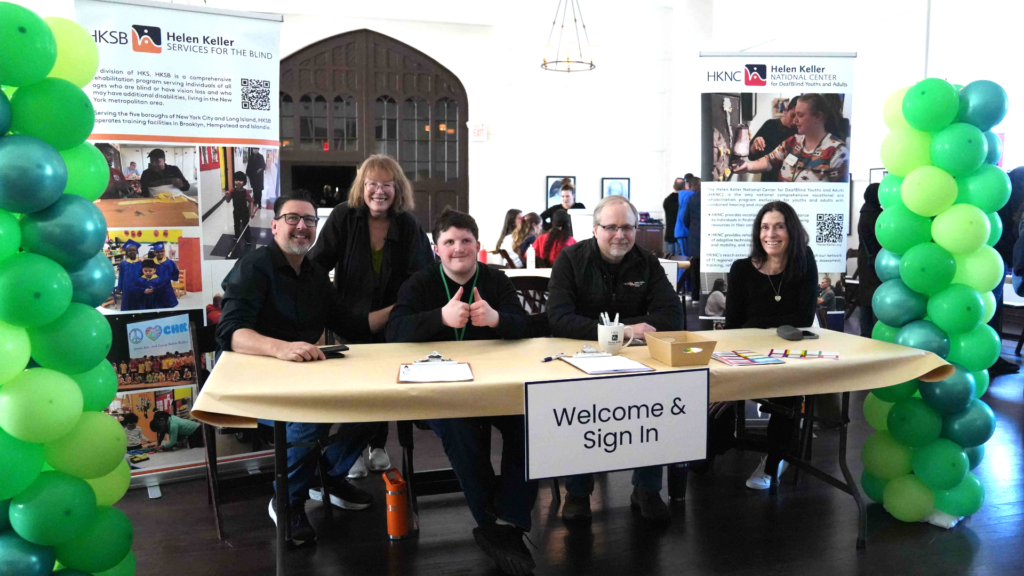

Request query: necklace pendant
[{"left": 775, "top": 295, "right": 782, "bottom": 302}]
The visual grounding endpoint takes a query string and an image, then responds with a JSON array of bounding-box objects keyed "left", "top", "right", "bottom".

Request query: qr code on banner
[
  {"left": 240, "top": 78, "right": 270, "bottom": 111},
  {"left": 816, "top": 213, "right": 844, "bottom": 244}
]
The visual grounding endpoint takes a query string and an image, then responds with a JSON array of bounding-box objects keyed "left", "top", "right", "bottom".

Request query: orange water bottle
[
  {"left": 478, "top": 244, "right": 488, "bottom": 263},
  {"left": 383, "top": 468, "right": 409, "bottom": 540}
]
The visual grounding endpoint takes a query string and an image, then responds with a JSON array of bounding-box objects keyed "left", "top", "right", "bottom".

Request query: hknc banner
[
  {"left": 126, "top": 313, "right": 192, "bottom": 358},
  {"left": 696, "top": 53, "right": 856, "bottom": 273}
]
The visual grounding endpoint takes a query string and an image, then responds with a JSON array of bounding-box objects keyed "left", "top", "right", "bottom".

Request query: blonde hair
[
  {"left": 348, "top": 154, "right": 414, "bottom": 214},
  {"left": 512, "top": 212, "right": 540, "bottom": 251}
]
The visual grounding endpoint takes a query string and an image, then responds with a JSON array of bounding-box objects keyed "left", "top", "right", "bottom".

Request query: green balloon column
[
  {"left": 863, "top": 77, "right": 1007, "bottom": 524},
  {"left": 0, "top": 4, "right": 134, "bottom": 574}
]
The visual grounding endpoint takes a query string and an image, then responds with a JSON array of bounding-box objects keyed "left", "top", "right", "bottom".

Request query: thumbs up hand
[
  {"left": 441, "top": 286, "right": 470, "bottom": 328},
  {"left": 469, "top": 287, "right": 500, "bottom": 328}
]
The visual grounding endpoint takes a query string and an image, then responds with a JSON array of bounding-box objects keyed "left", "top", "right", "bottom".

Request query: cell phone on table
[{"left": 320, "top": 344, "right": 349, "bottom": 359}]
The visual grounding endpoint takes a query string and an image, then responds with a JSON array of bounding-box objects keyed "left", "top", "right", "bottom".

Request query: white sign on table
[{"left": 525, "top": 370, "right": 708, "bottom": 480}]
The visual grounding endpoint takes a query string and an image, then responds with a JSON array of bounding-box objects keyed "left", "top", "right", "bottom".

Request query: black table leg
[
  {"left": 274, "top": 421, "right": 288, "bottom": 575},
  {"left": 837, "top": 392, "right": 867, "bottom": 549}
]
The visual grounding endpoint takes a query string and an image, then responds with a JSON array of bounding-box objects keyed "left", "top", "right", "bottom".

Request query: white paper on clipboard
[
  {"left": 559, "top": 355, "right": 653, "bottom": 375},
  {"left": 399, "top": 362, "right": 474, "bottom": 383}
]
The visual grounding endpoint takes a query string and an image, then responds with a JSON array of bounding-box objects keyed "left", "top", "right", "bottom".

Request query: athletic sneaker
[
  {"left": 368, "top": 448, "right": 391, "bottom": 472},
  {"left": 308, "top": 476, "right": 372, "bottom": 510},
  {"left": 347, "top": 455, "right": 368, "bottom": 479},
  {"left": 268, "top": 498, "right": 317, "bottom": 547},
  {"left": 745, "top": 456, "right": 790, "bottom": 490},
  {"left": 472, "top": 524, "right": 536, "bottom": 576},
  {"left": 630, "top": 486, "right": 671, "bottom": 522},
  {"left": 561, "top": 493, "right": 592, "bottom": 522}
]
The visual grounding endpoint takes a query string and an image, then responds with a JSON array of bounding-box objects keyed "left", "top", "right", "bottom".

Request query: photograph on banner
[
  {"left": 108, "top": 312, "right": 200, "bottom": 391},
  {"left": 201, "top": 259, "right": 239, "bottom": 326},
  {"left": 546, "top": 176, "right": 576, "bottom": 209},
  {"left": 100, "top": 228, "right": 203, "bottom": 313},
  {"left": 93, "top": 142, "right": 202, "bottom": 228},
  {"left": 201, "top": 146, "right": 281, "bottom": 260},
  {"left": 106, "top": 384, "right": 201, "bottom": 472}
]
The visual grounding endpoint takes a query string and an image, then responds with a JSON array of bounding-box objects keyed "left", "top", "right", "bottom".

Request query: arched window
[
  {"left": 299, "top": 93, "right": 328, "bottom": 150},
  {"left": 280, "top": 93, "right": 295, "bottom": 148},
  {"left": 434, "top": 97, "right": 458, "bottom": 181},
  {"left": 401, "top": 97, "right": 430, "bottom": 179},
  {"left": 332, "top": 95, "right": 357, "bottom": 151},
  {"left": 374, "top": 96, "right": 398, "bottom": 157}
]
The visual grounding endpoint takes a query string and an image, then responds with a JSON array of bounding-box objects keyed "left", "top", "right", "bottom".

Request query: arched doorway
[{"left": 279, "top": 29, "right": 469, "bottom": 228}]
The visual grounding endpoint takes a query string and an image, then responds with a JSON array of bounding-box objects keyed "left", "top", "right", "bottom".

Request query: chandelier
[{"left": 541, "top": 0, "right": 596, "bottom": 72}]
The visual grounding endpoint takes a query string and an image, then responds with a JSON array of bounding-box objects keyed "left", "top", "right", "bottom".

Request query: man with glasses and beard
[{"left": 216, "top": 190, "right": 377, "bottom": 547}]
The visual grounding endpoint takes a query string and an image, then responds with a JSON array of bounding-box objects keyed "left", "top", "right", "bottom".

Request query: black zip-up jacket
[
  {"left": 547, "top": 238, "right": 683, "bottom": 340},
  {"left": 308, "top": 202, "right": 435, "bottom": 343}
]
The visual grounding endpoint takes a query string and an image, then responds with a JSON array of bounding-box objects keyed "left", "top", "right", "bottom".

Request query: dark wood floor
[{"left": 119, "top": 324, "right": 1024, "bottom": 576}]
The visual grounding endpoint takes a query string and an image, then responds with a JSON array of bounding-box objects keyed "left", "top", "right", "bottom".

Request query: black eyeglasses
[
  {"left": 275, "top": 213, "right": 319, "bottom": 226},
  {"left": 597, "top": 224, "right": 637, "bottom": 234}
]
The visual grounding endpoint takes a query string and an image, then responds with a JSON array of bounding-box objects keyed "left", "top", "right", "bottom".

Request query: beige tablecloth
[{"left": 192, "top": 329, "right": 951, "bottom": 428}]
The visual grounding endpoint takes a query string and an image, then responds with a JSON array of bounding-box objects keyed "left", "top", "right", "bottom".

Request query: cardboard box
[{"left": 646, "top": 331, "right": 717, "bottom": 367}]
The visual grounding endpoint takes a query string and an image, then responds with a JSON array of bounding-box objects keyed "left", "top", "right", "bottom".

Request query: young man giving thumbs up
[{"left": 387, "top": 208, "right": 537, "bottom": 576}]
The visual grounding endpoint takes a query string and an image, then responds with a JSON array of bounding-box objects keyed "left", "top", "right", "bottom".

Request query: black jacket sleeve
[
  {"left": 216, "top": 258, "right": 268, "bottom": 352},
  {"left": 724, "top": 261, "right": 746, "bottom": 331},
  {"left": 491, "top": 273, "right": 530, "bottom": 339},
  {"left": 407, "top": 221, "right": 436, "bottom": 276},
  {"left": 172, "top": 166, "right": 190, "bottom": 191},
  {"left": 307, "top": 205, "right": 347, "bottom": 274},
  {"left": 747, "top": 121, "right": 774, "bottom": 162},
  {"left": 546, "top": 255, "right": 600, "bottom": 340},
  {"left": 622, "top": 256, "right": 684, "bottom": 331},
  {"left": 386, "top": 273, "right": 447, "bottom": 343}
]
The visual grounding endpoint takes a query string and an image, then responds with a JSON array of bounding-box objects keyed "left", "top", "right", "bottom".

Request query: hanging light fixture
[{"left": 541, "top": 0, "right": 596, "bottom": 72}]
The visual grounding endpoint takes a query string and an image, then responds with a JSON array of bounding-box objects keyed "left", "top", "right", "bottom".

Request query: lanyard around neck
[{"left": 440, "top": 264, "right": 478, "bottom": 341}]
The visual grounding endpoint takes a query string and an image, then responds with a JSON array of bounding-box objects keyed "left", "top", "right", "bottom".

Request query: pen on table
[
  {"left": 541, "top": 353, "right": 566, "bottom": 363},
  {"left": 613, "top": 313, "right": 619, "bottom": 325}
]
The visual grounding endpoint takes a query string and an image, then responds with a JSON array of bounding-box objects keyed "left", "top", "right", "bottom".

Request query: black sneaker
[
  {"left": 989, "top": 357, "right": 1020, "bottom": 378},
  {"left": 561, "top": 493, "right": 592, "bottom": 522},
  {"left": 308, "top": 476, "right": 372, "bottom": 510},
  {"left": 472, "top": 524, "right": 536, "bottom": 576},
  {"left": 630, "top": 486, "right": 671, "bottom": 522},
  {"left": 268, "top": 498, "right": 317, "bottom": 547}
]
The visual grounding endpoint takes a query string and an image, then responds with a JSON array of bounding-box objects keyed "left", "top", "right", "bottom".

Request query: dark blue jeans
[
  {"left": 260, "top": 420, "right": 377, "bottom": 504},
  {"left": 427, "top": 416, "right": 538, "bottom": 530},
  {"left": 565, "top": 466, "right": 664, "bottom": 497}
]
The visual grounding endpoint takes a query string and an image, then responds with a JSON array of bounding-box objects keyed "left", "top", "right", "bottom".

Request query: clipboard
[{"left": 398, "top": 362, "right": 474, "bottom": 383}]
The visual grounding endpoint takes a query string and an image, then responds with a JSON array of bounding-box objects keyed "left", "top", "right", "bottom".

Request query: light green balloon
[
  {"left": 883, "top": 474, "right": 935, "bottom": 522},
  {"left": 932, "top": 203, "right": 990, "bottom": 255},
  {"left": 902, "top": 78, "right": 960, "bottom": 132},
  {"left": 881, "top": 126, "right": 932, "bottom": 177},
  {"left": 861, "top": 430, "right": 912, "bottom": 480},
  {"left": 972, "top": 369, "right": 990, "bottom": 398},
  {"left": 871, "top": 378, "right": 919, "bottom": 402},
  {"left": 981, "top": 290, "right": 997, "bottom": 322},
  {"left": 872, "top": 320, "right": 900, "bottom": 343},
  {"left": 864, "top": 393, "right": 893, "bottom": 431},
  {"left": 9, "top": 471, "right": 97, "bottom": 545},
  {"left": 85, "top": 459, "right": 131, "bottom": 507},
  {"left": 0, "top": 426, "right": 45, "bottom": 500},
  {"left": 883, "top": 87, "right": 911, "bottom": 130},
  {"left": 955, "top": 164, "right": 1012, "bottom": 214},
  {"left": 0, "top": 318, "right": 31, "bottom": 384},
  {"left": 901, "top": 165, "right": 957, "bottom": 217},
  {"left": 28, "top": 303, "right": 112, "bottom": 375},
  {"left": 9, "top": 78, "right": 95, "bottom": 151},
  {"left": 44, "top": 17, "right": 100, "bottom": 89},
  {"left": 44, "top": 411, "right": 127, "bottom": 479},
  {"left": 55, "top": 506, "right": 134, "bottom": 573},
  {"left": 0, "top": 252, "right": 74, "bottom": 328},
  {"left": 70, "top": 361, "right": 118, "bottom": 412},
  {"left": 0, "top": 3, "right": 58, "bottom": 87},
  {"left": 876, "top": 204, "right": 932, "bottom": 255},
  {"left": 947, "top": 323, "right": 1001, "bottom": 372},
  {"left": 59, "top": 143, "right": 111, "bottom": 202},
  {"left": 94, "top": 550, "right": 136, "bottom": 576},
  {"left": 952, "top": 246, "right": 1004, "bottom": 293},
  {"left": 899, "top": 242, "right": 956, "bottom": 295},
  {"left": 934, "top": 472, "right": 984, "bottom": 517},
  {"left": 878, "top": 174, "right": 905, "bottom": 209},
  {"left": 0, "top": 209, "right": 20, "bottom": 262},
  {"left": 986, "top": 212, "right": 1002, "bottom": 247},
  {"left": 927, "top": 283, "right": 985, "bottom": 335},
  {"left": 0, "top": 368, "right": 82, "bottom": 443}
]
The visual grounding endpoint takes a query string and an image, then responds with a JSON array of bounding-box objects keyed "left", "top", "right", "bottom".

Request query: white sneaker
[
  {"left": 368, "top": 448, "right": 391, "bottom": 472},
  {"left": 745, "top": 456, "right": 790, "bottom": 490},
  {"left": 347, "top": 455, "right": 368, "bottom": 479}
]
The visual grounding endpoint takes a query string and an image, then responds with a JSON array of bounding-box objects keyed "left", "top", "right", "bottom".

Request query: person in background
[
  {"left": 96, "top": 144, "right": 132, "bottom": 200},
  {"left": 124, "top": 161, "right": 141, "bottom": 180},
  {"left": 818, "top": 277, "right": 837, "bottom": 311},
  {"left": 116, "top": 239, "right": 143, "bottom": 311},
  {"left": 206, "top": 294, "right": 223, "bottom": 324},
  {"left": 541, "top": 179, "right": 586, "bottom": 230},
  {"left": 140, "top": 149, "right": 191, "bottom": 198},
  {"left": 496, "top": 208, "right": 523, "bottom": 267},
  {"left": 246, "top": 148, "right": 266, "bottom": 212},
  {"left": 705, "top": 278, "right": 727, "bottom": 316},
  {"left": 547, "top": 195, "right": 683, "bottom": 523},
  {"left": 386, "top": 208, "right": 536, "bottom": 576},
  {"left": 151, "top": 242, "right": 179, "bottom": 309},
  {"left": 748, "top": 97, "right": 799, "bottom": 182},
  {"left": 857, "top": 183, "right": 882, "bottom": 337},
  {"left": 122, "top": 413, "right": 152, "bottom": 452},
  {"left": 513, "top": 212, "right": 541, "bottom": 261},
  {"left": 533, "top": 210, "right": 576, "bottom": 266},
  {"left": 683, "top": 175, "right": 703, "bottom": 300},
  {"left": 134, "top": 259, "right": 168, "bottom": 310},
  {"left": 833, "top": 277, "right": 845, "bottom": 299},
  {"left": 150, "top": 411, "right": 203, "bottom": 451},
  {"left": 225, "top": 172, "right": 253, "bottom": 243},
  {"left": 309, "top": 154, "right": 435, "bottom": 478},
  {"left": 673, "top": 178, "right": 696, "bottom": 257},
  {"left": 719, "top": 201, "right": 817, "bottom": 490},
  {"left": 988, "top": 166, "right": 1024, "bottom": 378},
  {"left": 662, "top": 176, "right": 687, "bottom": 255}
]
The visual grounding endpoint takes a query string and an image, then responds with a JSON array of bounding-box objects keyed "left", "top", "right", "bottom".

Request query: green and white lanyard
[{"left": 440, "top": 264, "right": 479, "bottom": 341}]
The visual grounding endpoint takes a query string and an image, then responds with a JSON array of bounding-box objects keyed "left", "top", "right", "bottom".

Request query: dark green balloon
[
  {"left": 0, "top": 134, "right": 67, "bottom": 214},
  {"left": 873, "top": 279, "right": 928, "bottom": 327},
  {"left": 876, "top": 203, "right": 932, "bottom": 255},
  {"left": 920, "top": 364, "right": 976, "bottom": 414},
  {"left": 903, "top": 78, "right": 960, "bottom": 132},
  {"left": 871, "top": 379, "right": 919, "bottom": 402},
  {"left": 887, "top": 397, "right": 943, "bottom": 447},
  {"left": 70, "top": 360, "right": 118, "bottom": 412},
  {"left": 955, "top": 164, "right": 1012, "bottom": 214},
  {"left": 912, "top": 438, "right": 969, "bottom": 491},
  {"left": 927, "top": 283, "right": 985, "bottom": 335},
  {"left": 0, "top": 500, "right": 9, "bottom": 532},
  {"left": 941, "top": 399, "right": 996, "bottom": 448},
  {"left": 9, "top": 78, "right": 94, "bottom": 151},
  {"left": 946, "top": 323, "right": 1000, "bottom": 372},
  {"left": 28, "top": 302, "right": 112, "bottom": 374},
  {"left": 66, "top": 250, "right": 115, "bottom": 308},
  {"left": 0, "top": 3, "right": 58, "bottom": 87},
  {"left": 895, "top": 320, "right": 950, "bottom": 358},
  {"left": 0, "top": 252, "right": 73, "bottom": 328},
  {"left": 930, "top": 123, "right": 987, "bottom": 178},
  {"left": 860, "top": 470, "right": 888, "bottom": 503},
  {"left": 875, "top": 248, "right": 903, "bottom": 282},
  {"left": 55, "top": 506, "right": 134, "bottom": 573},
  {"left": 983, "top": 131, "right": 1003, "bottom": 165},
  {"left": 0, "top": 530, "right": 57, "bottom": 576},
  {"left": 878, "top": 174, "right": 905, "bottom": 209},
  {"left": 934, "top": 472, "right": 985, "bottom": 517},
  {"left": 20, "top": 194, "right": 108, "bottom": 269},
  {"left": 964, "top": 445, "right": 984, "bottom": 470},
  {"left": 872, "top": 321, "right": 900, "bottom": 343},
  {"left": 899, "top": 242, "right": 956, "bottom": 295},
  {"left": 0, "top": 426, "right": 45, "bottom": 500},
  {"left": 9, "top": 471, "right": 97, "bottom": 545},
  {"left": 957, "top": 80, "right": 1008, "bottom": 132},
  {"left": 0, "top": 89, "right": 9, "bottom": 135}
]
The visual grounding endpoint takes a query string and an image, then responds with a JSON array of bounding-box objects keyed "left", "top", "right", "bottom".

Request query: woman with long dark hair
[
  {"left": 716, "top": 201, "right": 818, "bottom": 490},
  {"left": 496, "top": 209, "right": 523, "bottom": 267},
  {"left": 533, "top": 210, "right": 577, "bottom": 266}
]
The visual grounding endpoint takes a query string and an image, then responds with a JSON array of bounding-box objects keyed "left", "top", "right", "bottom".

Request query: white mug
[{"left": 597, "top": 323, "right": 634, "bottom": 355}]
